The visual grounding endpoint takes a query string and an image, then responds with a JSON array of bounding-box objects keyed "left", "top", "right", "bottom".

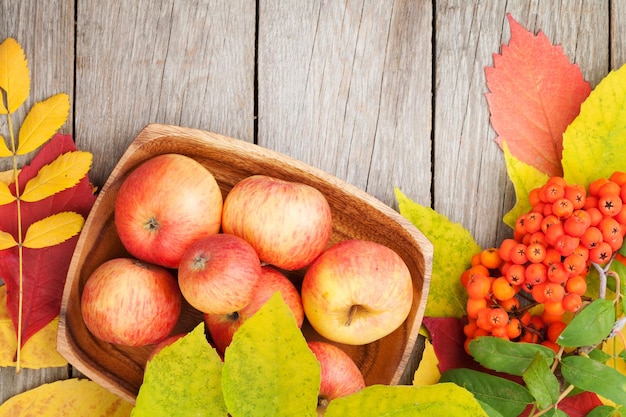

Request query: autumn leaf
[
  {"left": 0, "top": 37, "right": 30, "bottom": 114},
  {"left": 22, "top": 211, "right": 85, "bottom": 249},
  {"left": 0, "top": 133, "right": 96, "bottom": 352},
  {"left": 0, "top": 229, "right": 17, "bottom": 249},
  {"left": 395, "top": 188, "right": 479, "bottom": 318},
  {"left": 0, "top": 180, "right": 16, "bottom": 205},
  {"left": 17, "top": 93, "right": 70, "bottom": 155},
  {"left": 502, "top": 141, "right": 550, "bottom": 228},
  {"left": 0, "top": 134, "right": 11, "bottom": 156},
  {"left": 562, "top": 63, "right": 626, "bottom": 186},
  {"left": 412, "top": 332, "right": 441, "bottom": 386},
  {"left": 0, "top": 168, "right": 18, "bottom": 185},
  {"left": 0, "top": 285, "right": 67, "bottom": 368},
  {"left": 222, "top": 292, "right": 320, "bottom": 417},
  {"left": 132, "top": 324, "right": 227, "bottom": 417},
  {"left": 21, "top": 151, "right": 93, "bottom": 202},
  {"left": 0, "top": 378, "right": 133, "bottom": 416},
  {"left": 485, "top": 14, "right": 591, "bottom": 177}
]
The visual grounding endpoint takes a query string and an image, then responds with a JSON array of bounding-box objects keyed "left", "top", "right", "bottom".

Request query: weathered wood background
[{"left": 0, "top": 0, "right": 622, "bottom": 405}]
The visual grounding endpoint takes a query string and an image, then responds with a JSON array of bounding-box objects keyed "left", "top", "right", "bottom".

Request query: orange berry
[
  {"left": 598, "top": 181, "right": 621, "bottom": 198},
  {"left": 526, "top": 242, "right": 547, "bottom": 263},
  {"left": 466, "top": 274, "right": 492, "bottom": 299},
  {"left": 480, "top": 247, "right": 502, "bottom": 269},
  {"left": 498, "top": 296, "right": 520, "bottom": 312},
  {"left": 476, "top": 308, "right": 494, "bottom": 331},
  {"left": 489, "top": 308, "right": 509, "bottom": 328},
  {"left": 529, "top": 188, "right": 543, "bottom": 206},
  {"left": 524, "top": 212, "right": 544, "bottom": 234},
  {"left": 498, "top": 239, "right": 518, "bottom": 262},
  {"left": 589, "top": 241, "right": 613, "bottom": 264},
  {"left": 520, "top": 311, "right": 532, "bottom": 326},
  {"left": 542, "top": 248, "right": 562, "bottom": 267},
  {"left": 471, "top": 252, "right": 482, "bottom": 266},
  {"left": 580, "top": 226, "right": 603, "bottom": 249},
  {"left": 588, "top": 178, "right": 609, "bottom": 197},
  {"left": 564, "top": 184, "right": 586, "bottom": 209},
  {"left": 528, "top": 231, "right": 548, "bottom": 246},
  {"left": 545, "top": 222, "right": 565, "bottom": 246},
  {"left": 543, "top": 282, "right": 565, "bottom": 302},
  {"left": 598, "top": 194, "right": 623, "bottom": 217},
  {"left": 563, "top": 212, "right": 589, "bottom": 237},
  {"left": 464, "top": 320, "right": 478, "bottom": 338},
  {"left": 553, "top": 234, "right": 579, "bottom": 257},
  {"left": 491, "top": 326, "right": 510, "bottom": 340},
  {"left": 468, "top": 264, "right": 490, "bottom": 279},
  {"left": 543, "top": 300, "right": 565, "bottom": 316},
  {"left": 563, "top": 253, "right": 586, "bottom": 276},
  {"left": 542, "top": 182, "right": 565, "bottom": 203},
  {"left": 541, "top": 214, "right": 561, "bottom": 234},
  {"left": 565, "top": 275, "right": 587, "bottom": 296},
  {"left": 562, "top": 293, "right": 583, "bottom": 313},
  {"left": 466, "top": 297, "right": 488, "bottom": 319},
  {"left": 492, "top": 276, "right": 516, "bottom": 301},
  {"left": 552, "top": 198, "right": 574, "bottom": 219},
  {"left": 531, "top": 283, "right": 547, "bottom": 303},
  {"left": 547, "top": 321, "right": 568, "bottom": 343},
  {"left": 541, "top": 310, "right": 564, "bottom": 326},
  {"left": 460, "top": 269, "right": 472, "bottom": 287},
  {"left": 599, "top": 217, "right": 622, "bottom": 241},
  {"left": 505, "top": 317, "right": 522, "bottom": 339},
  {"left": 505, "top": 263, "right": 526, "bottom": 285},
  {"left": 607, "top": 234, "right": 624, "bottom": 252},
  {"left": 586, "top": 206, "right": 603, "bottom": 226},
  {"left": 525, "top": 263, "right": 548, "bottom": 285},
  {"left": 541, "top": 340, "right": 560, "bottom": 354},
  {"left": 547, "top": 262, "right": 569, "bottom": 284},
  {"left": 529, "top": 314, "right": 547, "bottom": 331},
  {"left": 521, "top": 330, "right": 540, "bottom": 344},
  {"left": 610, "top": 171, "right": 626, "bottom": 186},
  {"left": 510, "top": 243, "right": 529, "bottom": 265}
]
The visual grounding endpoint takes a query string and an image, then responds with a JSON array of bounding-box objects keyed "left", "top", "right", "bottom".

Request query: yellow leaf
[
  {"left": 562, "top": 63, "right": 626, "bottom": 186},
  {"left": 0, "top": 229, "right": 17, "bottom": 250},
  {"left": 0, "top": 38, "right": 30, "bottom": 114},
  {"left": 0, "top": 286, "right": 67, "bottom": 368},
  {"left": 22, "top": 211, "right": 84, "bottom": 249},
  {"left": 502, "top": 141, "right": 550, "bottom": 228},
  {"left": 21, "top": 151, "right": 93, "bottom": 202},
  {"left": 0, "top": 180, "right": 16, "bottom": 205},
  {"left": 16, "top": 93, "right": 69, "bottom": 155},
  {"left": 0, "top": 378, "right": 133, "bottom": 416},
  {"left": 0, "top": 168, "right": 18, "bottom": 185},
  {"left": 413, "top": 334, "right": 441, "bottom": 386},
  {"left": 0, "top": 134, "right": 12, "bottom": 156}
]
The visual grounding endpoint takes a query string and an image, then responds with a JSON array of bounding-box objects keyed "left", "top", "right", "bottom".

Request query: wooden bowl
[{"left": 57, "top": 124, "right": 433, "bottom": 404}]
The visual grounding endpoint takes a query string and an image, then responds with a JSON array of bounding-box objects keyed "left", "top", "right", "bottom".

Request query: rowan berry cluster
[{"left": 462, "top": 171, "right": 626, "bottom": 353}]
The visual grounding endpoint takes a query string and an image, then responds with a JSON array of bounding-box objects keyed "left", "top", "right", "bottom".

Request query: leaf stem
[{"left": 7, "top": 111, "right": 24, "bottom": 373}]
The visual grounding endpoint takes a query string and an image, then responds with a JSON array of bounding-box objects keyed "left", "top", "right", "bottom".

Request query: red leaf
[
  {"left": 0, "top": 133, "right": 96, "bottom": 350},
  {"left": 485, "top": 14, "right": 591, "bottom": 177}
]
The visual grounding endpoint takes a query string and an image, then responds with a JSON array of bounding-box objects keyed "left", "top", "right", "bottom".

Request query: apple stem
[
  {"left": 345, "top": 305, "right": 360, "bottom": 327},
  {"left": 143, "top": 216, "right": 160, "bottom": 231}
]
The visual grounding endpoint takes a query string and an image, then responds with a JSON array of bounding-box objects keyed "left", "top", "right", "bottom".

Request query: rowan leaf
[
  {"left": 0, "top": 378, "right": 133, "bottom": 416},
  {"left": 132, "top": 324, "right": 227, "bottom": 417},
  {"left": 502, "top": 141, "right": 550, "bottom": 228},
  {"left": 17, "top": 93, "right": 70, "bottom": 155},
  {"left": 22, "top": 211, "right": 84, "bottom": 249},
  {"left": 21, "top": 151, "right": 93, "bottom": 202},
  {"left": 0, "top": 229, "right": 17, "bottom": 249},
  {"left": 0, "top": 134, "right": 11, "bottom": 156},
  {"left": 485, "top": 14, "right": 591, "bottom": 177},
  {"left": 0, "top": 168, "right": 18, "bottom": 185},
  {"left": 325, "top": 383, "right": 488, "bottom": 417},
  {"left": 395, "top": 188, "right": 479, "bottom": 318},
  {"left": 221, "top": 292, "right": 320, "bottom": 417},
  {"left": 0, "top": 180, "right": 16, "bottom": 205},
  {"left": 0, "top": 37, "right": 30, "bottom": 114},
  {"left": 0, "top": 133, "right": 96, "bottom": 351},
  {"left": 562, "top": 63, "right": 626, "bottom": 186},
  {"left": 0, "top": 286, "right": 67, "bottom": 368}
]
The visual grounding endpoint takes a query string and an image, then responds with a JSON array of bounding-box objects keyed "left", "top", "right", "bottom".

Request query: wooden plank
[
  {"left": 434, "top": 0, "right": 609, "bottom": 249},
  {"left": 74, "top": 0, "right": 256, "bottom": 187},
  {"left": 0, "top": 0, "right": 75, "bottom": 403},
  {"left": 612, "top": 0, "right": 626, "bottom": 69},
  {"left": 257, "top": 0, "right": 433, "bottom": 209}
]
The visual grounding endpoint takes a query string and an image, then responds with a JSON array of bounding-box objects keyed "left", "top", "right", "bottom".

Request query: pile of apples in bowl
[{"left": 57, "top": 124, "right": 433, "bottom": 406}]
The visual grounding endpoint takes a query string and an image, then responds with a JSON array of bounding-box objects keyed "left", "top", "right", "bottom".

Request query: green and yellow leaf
[
  {"left": 132, "top": 324, "right": 227, "bottom": 417},
  {"left": 0, "top": 135, "right": 11, "bottom": 156},
  {"left": 562, "top": 63, "right": 626, "bottom": 186},
  {"left": 502, "top": 141, "right": 550, "bottom": 228},
  {"left": 0, "top": 378, "right": 132, "bottom": 416},
  {"left": 17, "top": 93, "right": 70, "bottom": 155},
  {"left": 0, "top": 180, "right": 16, "bottom": 205},
  {"left": 22, "top": 211, "right": 84, "bottom": 249},
  {"left": 0, "top": 230, "right": 17, "bottom": 250},
  {"left": 395, "top": 188, "right": 479, "bottom": 318},
  {"left": 325, "top": 383, "right": 488, "bottom": 417},
  {"left": 0, "top": 37, "right": 30, "bottom": 114},
  {"left": 21, "top": 151, "right": 93, "bottom": 202}
]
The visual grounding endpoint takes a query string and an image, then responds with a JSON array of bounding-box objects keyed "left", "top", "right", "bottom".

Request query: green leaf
[
  {"left": 561, "top": 355, "right": 626, "bottom": 407},
  {"left": 501, "top": 141, "right": 550, "bottom": 228},
  {"left": 17, "top": 93, "right": 70, "bottom": 155},
  {"left": 221, "top": 292, "right": 320, "bottom": 417},
  {"left": 557, "top": 299, "right": 615, "bottom": 347},
  {"left": 587, "top": 405, "right": 622, "bottom": 417},
  {"left": 522, "top": 353, "right": 559, "bottom": 409},
  {"left": 469, "top": 336, "right": 555, "bottom": 376},
  {"left": 395, "top": 188, "right": 480, "bottom": 318},
  {"left": 440, "top": 368, "right": 533, "bottom": 417},
  {"left": 132, "top": 324, "right": 227, "bottom": 417},
  {"left": 476, "top": 400, "right": 505, "bottom": 417},
  {"left": 562, "top": 63, "right": 626, "bottom": 186},
  {"left": 325, "top": 383, "right": 488, "bottom": 417},
  {"left": 21, "top": 150, "right": 93, "bottom": 202}
]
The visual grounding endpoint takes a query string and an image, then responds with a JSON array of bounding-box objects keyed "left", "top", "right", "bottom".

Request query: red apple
[
  {"left": 81, "top": 258, "right": 182, "bottom": 346},
  {"left": 301, "top": 239, "right": 413, "bottom": 345},
  {"left": 178, "top": 233, "right": 262, "bottom": 315},
  {"left": 307, "top": 341, "right": 365, "bottom": 416},
  {"left": 221, "top": 175, "right": 332, "bottom": 270},
  {"left": 114, "top": 153, "right": 223, "bottom": 268},
  {"left": 204, "top": 265, "right": 304, "bottom": 354}
]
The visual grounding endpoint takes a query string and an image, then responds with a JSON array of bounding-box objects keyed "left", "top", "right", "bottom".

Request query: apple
[
  {"left": 301, "top": 239, "right": 413, "bottom": 345},
  {"left": 178, "top": 233, "right": 262, "bottom": 315},
  {"left": 114, "top": 153, "right": 223, "bottom": 268},
  {"left": 307, "top": 341, "right": 365, "bottom": 416},
  {"left": 204, "top": 265, "right": 304, "bottom": 354},
  {"left": 221, "top": 175, "right": 332, "bottom": 270},
  {"left": 81, "top": 258, "right": 182, "bottom": 346}
]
